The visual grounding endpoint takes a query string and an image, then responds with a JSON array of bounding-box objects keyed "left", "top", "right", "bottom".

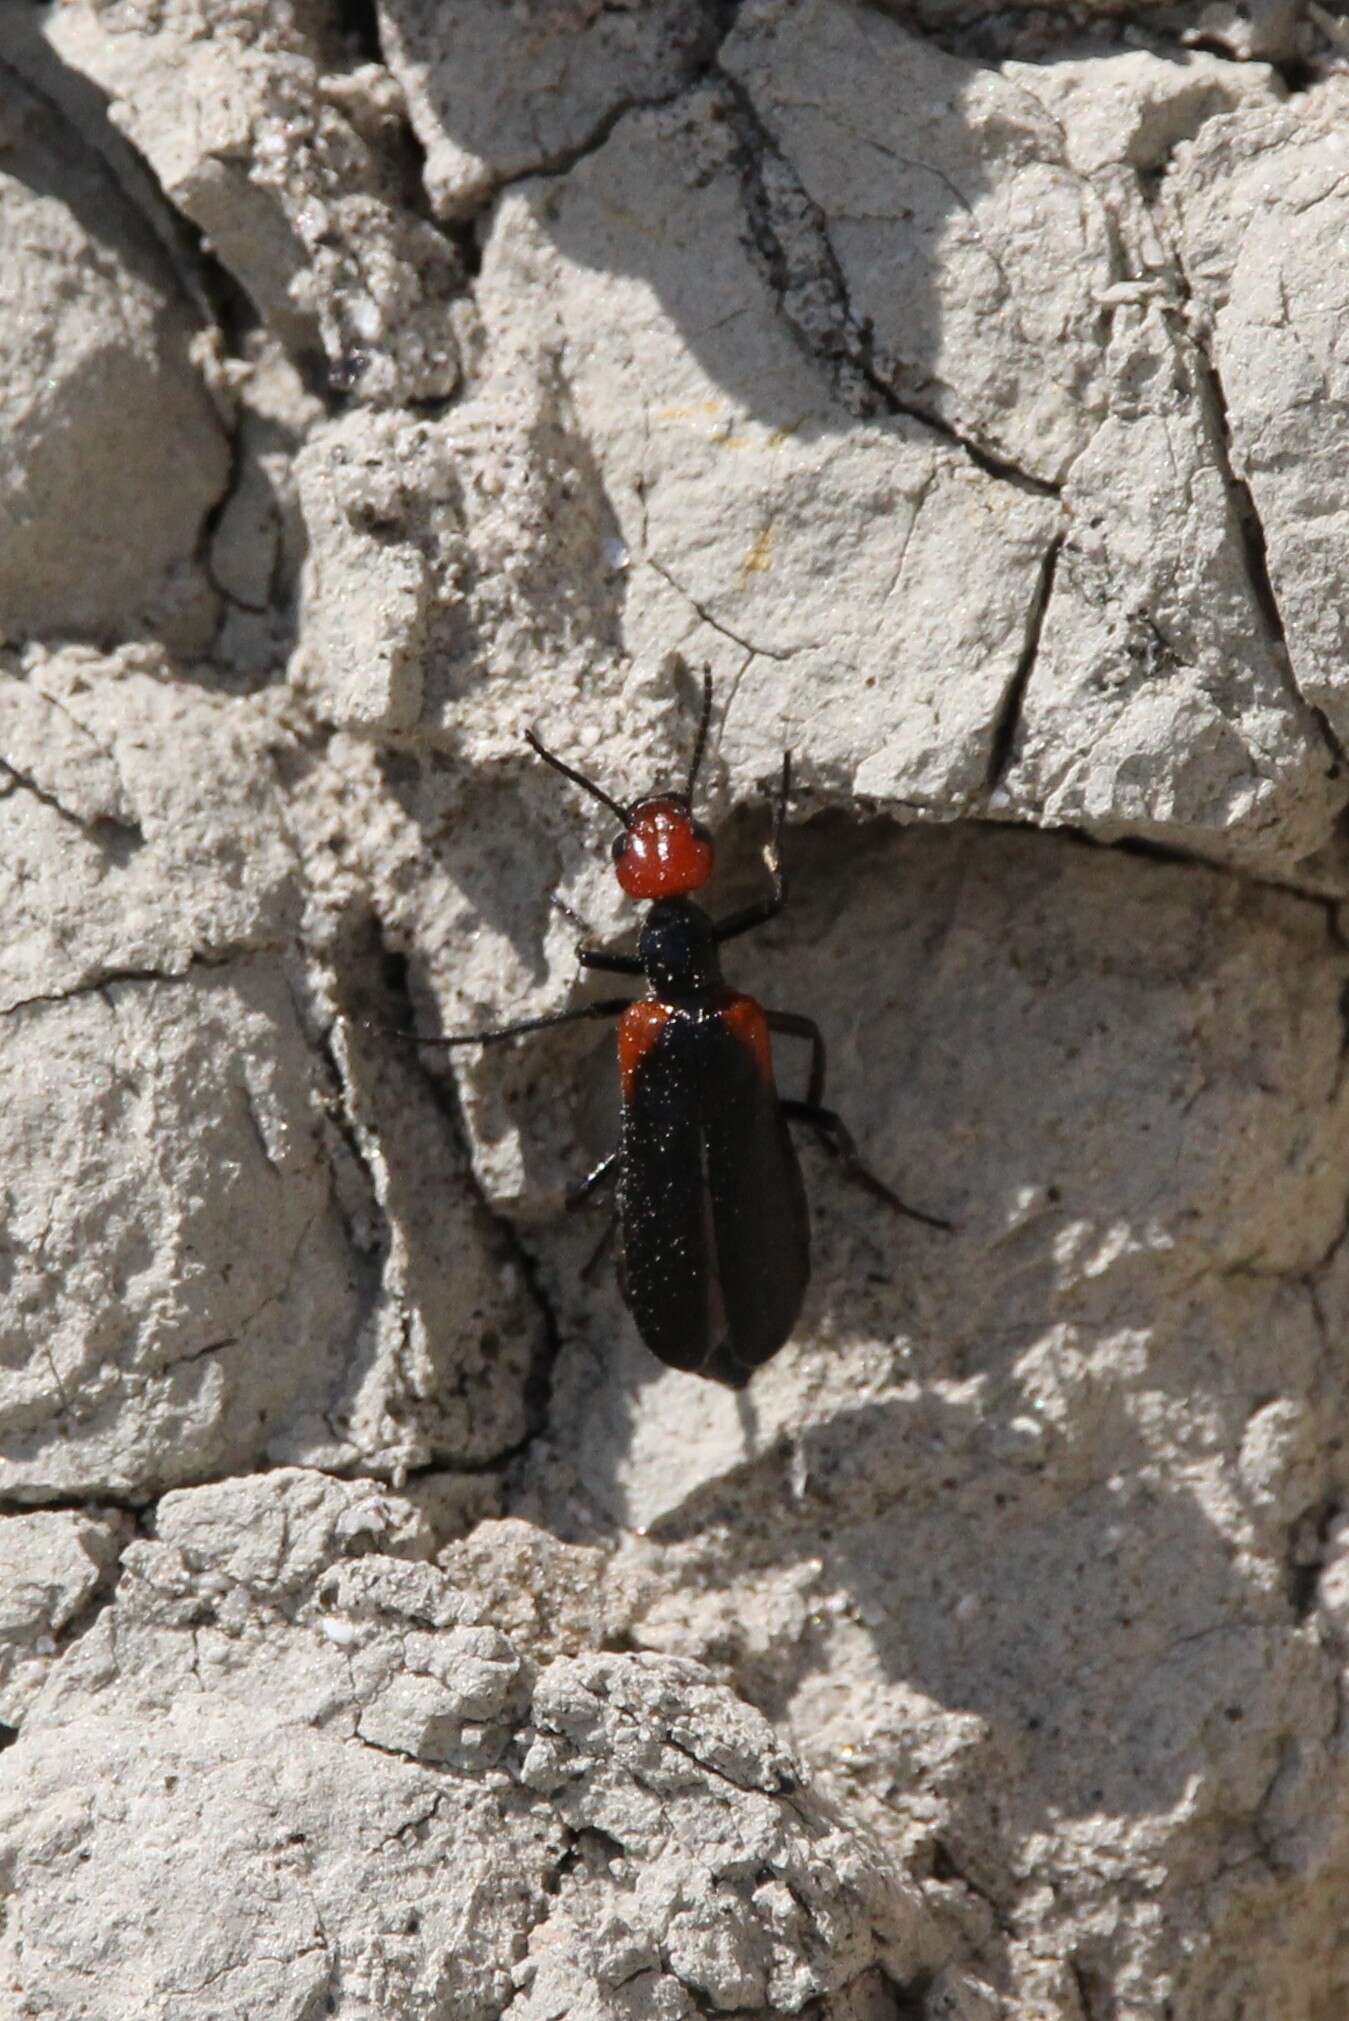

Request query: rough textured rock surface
[
  {"left": 0, "top": 1472, "right": 947, "bottom": 2017},
  {"left": 0, "top": 59, "right": 228, "bottom": 649},
  {"left": 3, "top": 2, "right": 1349, "bottom": 2016}
]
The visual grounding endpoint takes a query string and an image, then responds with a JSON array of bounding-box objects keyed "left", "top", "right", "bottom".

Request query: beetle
[{"left": 383, "top": 672, "right": 948, "bottom": 1387}]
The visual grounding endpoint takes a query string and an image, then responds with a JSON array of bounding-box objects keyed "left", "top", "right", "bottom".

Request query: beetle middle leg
[
  {"left": 362, "top": 995, "right": 635, "bottom": 1049},
  {"left": 780, "top": 1098, "right": 952, "bottom": 1230}
]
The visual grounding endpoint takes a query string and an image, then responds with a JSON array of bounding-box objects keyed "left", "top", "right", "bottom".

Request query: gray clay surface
[{"left": 3, "top": 3, "right": 1349, "bottom": 2016}]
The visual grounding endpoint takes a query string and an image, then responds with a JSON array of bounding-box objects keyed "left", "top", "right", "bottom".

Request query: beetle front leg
[
  {"left": 780, "top": 1098, "right": 952, "bottom": 1230},
  {"left": 715, "top": 752, "right": 791, "bottom": 944},
  {"left": 549, "top": 895, "right": 646, "bottom": 977},
  {"left": 577, "top": 948, "right": 646, "bottom": 978}
]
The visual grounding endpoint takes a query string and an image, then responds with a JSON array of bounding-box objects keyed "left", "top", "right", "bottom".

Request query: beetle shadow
[{"left": 524, "top": 816, "right": 1345, "bottom": 1894}]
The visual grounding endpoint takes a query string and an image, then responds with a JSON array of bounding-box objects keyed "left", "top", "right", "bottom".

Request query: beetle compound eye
[{"left": 611, "top": 833, "right": 630, "bottom": 863}]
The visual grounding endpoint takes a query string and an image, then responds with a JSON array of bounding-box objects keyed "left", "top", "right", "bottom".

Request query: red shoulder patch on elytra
[
  {"left": 721, "top": 995, "right": 774, "bottom": 1083},
  {"left": 618, "top": 999, "right": 675, "bottom": 1100}
]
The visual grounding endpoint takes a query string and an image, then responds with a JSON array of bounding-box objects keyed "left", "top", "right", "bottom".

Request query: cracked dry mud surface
[{"left": 3, "top": 2, "right": 1349, "bottom": 2016}]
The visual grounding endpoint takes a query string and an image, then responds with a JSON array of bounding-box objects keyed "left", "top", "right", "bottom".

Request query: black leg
[
  {"left": 766, "top": 1009, "right": 826, "bottom": 1108},
  {"left": 549, "top": 893, "right": 597, "bottom": 938},
  {"left": 566, "top": 1149, "right": 620, "bottom": 1210},
  {"left": 578, "top": 948, "right": 646, "bottom": 978},
  {"left": 580, "top": 1211, "right": 620, "bottom": 1283},
  {"left": 548, "top": 895, "right": 646, "bottom": 978},
  {"left": 360, "top": 996, "right": 634, "bottom": 1049},
  {"left": 780, "top": 1099, "right": 952, "bottom": 1230},
  {"left": 715, "top": 752, "right": 791, "bottom": 944}
]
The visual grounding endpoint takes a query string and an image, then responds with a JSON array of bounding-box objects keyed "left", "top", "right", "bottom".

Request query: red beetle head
[
  {"left": 611, "top": 796, "right": 715, "bottom": 901},
  {"left": 526, "top": 669, "right": 717, "bottom": 903}
]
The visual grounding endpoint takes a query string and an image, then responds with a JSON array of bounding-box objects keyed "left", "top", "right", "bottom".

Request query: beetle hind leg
[
  {"left": 766, "top": 1009, "right": 825, "bottom": 1107},
  {"left": 780, "top": 1099, "right": 952, "bottom": 1231}
]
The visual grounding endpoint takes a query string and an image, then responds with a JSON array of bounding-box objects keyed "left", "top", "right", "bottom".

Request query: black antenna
[
  {"left": 525, "top": 728, "right": 630, "bottom": 824},
  {"left": 685, "top": 666, "right": 714, "bottom": 805}
]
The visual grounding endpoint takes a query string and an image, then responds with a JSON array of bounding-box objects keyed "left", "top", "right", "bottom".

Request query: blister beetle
[{"left": 382, "top": 673, "right": 948, "bottom": 1387}]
